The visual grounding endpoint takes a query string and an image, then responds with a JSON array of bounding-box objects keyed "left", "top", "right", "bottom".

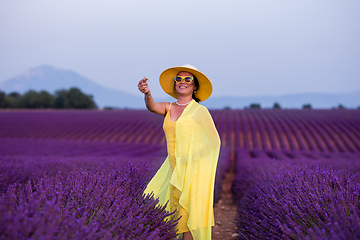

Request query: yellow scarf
[{"left": 144, "top": 100, "right": 221, "bottom": 240}]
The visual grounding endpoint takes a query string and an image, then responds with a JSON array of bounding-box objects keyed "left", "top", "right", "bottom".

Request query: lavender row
[
  {"left": 279, "top": 109, "right": 360, "bottom": 152},
  {"left": 0, "top": 138, "right": 166, "bottom": 194},
  {"left": 1, "top": 162, "right": 178, "bottom": 239},
  {"left": 0, "top": 110, "right": 166, "bottom": 145},
  {"left": 3, "top": 109, "right": 359, "bottom": 151},
  {"left": 0, "top": 138, "right": 228, "bottom": 206},
  {"left": 0, "top": 150, "right": 165, "bottom": 194},
  {"left": 213, "top": 147, "right": 232, "bottom": 204},
  {"left": 232, "top": 148, "right": 360, "bottom": 239},
  {"left": 0, "top": 147, "right": 227, "bottom": 239},
  {"left": 0, "top": 138, "right": 166, "bottom": 159},
  {"left": 300, "top": 110, "right": 360, "bottom": 152},
  {"left": 232, "top": 109, "right": 360, "bottom": 152}
]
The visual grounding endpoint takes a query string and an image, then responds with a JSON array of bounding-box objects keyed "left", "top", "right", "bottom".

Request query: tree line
[
  {"left": 1, "top": 89, "right": 357, "bottom": 110},
  {"left": 242, "top": 102, "right": 355, "bottom": 109},
  {"left": 0, "top": 88, "right": 97, "bottom": 109}
]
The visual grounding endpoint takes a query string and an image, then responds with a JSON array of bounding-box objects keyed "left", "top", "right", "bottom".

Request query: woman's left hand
[{"left": 138, "top": 77, "right": 150, "bottom": 95}]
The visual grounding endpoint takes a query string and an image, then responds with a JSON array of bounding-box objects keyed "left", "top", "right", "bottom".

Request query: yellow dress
[
  {"left": 144, "top": 100, "right": 221, "bottom": 240},
  {"left": 164, "top": 102, "right": 190, "bottom": 233}
]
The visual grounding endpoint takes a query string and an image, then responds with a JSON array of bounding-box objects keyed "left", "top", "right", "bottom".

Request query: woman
[{"left": 138, "top": 64, "right": 220, "bottom": 240}]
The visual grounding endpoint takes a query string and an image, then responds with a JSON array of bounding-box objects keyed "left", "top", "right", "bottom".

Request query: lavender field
[{"left": 1, "top": 109, "right": 360, "bottom": 239}]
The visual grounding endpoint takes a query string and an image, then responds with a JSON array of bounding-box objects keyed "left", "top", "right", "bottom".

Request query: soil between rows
[{"left": 211, "top": 170, "right": 238, "bottom": 239}]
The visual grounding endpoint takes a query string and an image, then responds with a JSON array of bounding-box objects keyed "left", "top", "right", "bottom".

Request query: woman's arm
[{"left": 138, "top": 78, "right": 169, "bottom": 116}]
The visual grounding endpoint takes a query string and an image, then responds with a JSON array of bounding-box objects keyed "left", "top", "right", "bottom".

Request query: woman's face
[{"left": 175, "top": 71, "right": 197, "bottom": 96}]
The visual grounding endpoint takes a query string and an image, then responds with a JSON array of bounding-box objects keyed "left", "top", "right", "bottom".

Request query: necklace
[{"left": 175, "top": 99, "right": 193, "bottom": 106}]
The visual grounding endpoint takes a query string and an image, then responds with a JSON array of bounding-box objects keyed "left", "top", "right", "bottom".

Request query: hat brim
[{"left": 159, "top": 66, "right": 212, "bottom": 102}]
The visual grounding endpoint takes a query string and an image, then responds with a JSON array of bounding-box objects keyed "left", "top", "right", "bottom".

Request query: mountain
[
  {"left": 1, "top": 65, "right": 359, "bottom": 109},
  {"left": 0, "top": 65, "right": 144, "bottom": 108}
]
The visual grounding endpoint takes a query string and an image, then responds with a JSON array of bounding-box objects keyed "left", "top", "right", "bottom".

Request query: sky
[{"left": 0, "top": 0, "right": 359, "bottom": 99}]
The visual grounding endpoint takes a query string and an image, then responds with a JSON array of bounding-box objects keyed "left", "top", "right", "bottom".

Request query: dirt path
[{"left": 211, "top": 169, "right": 238, "bottom": 239}]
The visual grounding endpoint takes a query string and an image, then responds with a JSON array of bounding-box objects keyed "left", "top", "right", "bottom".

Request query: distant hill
[
  {"left": 1, "top": 65, "right": 359, "bottom": 109},
  {"left": 0, "top": 65, "right": 144, "bottom": 109},
  {"left": 202, "top": 91, "right": 360, "bottom": 109}
]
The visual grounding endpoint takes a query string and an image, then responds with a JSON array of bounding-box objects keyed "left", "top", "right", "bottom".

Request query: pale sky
[{"left": 0, "top": 0, "right": 359, "bottom": 99}]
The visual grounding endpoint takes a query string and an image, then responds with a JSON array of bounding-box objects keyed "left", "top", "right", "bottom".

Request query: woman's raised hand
[
  {"left": 138, "top": 77, "right": 150, "bottom": 95},
  {"left": 138, "top": 76, "right": 168, "bottom": 116}
]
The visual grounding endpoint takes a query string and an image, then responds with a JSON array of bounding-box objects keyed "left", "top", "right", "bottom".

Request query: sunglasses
[{"left": 174, "top": 76, "right": 194, "bottom": 83}]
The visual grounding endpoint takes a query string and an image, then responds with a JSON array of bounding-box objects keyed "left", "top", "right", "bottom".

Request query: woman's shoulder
[
  {"left": 194, "top": 102, "right": 209, "bottom": 112},
  {"left": 191, "top": 102, "right": 211, "bottom": 118},
  {"left": 163, "top": 102, "right": 171, "bottom": 115}
]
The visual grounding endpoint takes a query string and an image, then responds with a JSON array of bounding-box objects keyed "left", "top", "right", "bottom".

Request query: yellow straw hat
[{"left": 159, "top": 64, "right": 213, "bottom": 102}]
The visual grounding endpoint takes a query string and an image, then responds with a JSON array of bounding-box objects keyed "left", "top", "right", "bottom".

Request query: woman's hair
[{"left": 173, "top": 74, "right": 201, "bottom": 102}]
